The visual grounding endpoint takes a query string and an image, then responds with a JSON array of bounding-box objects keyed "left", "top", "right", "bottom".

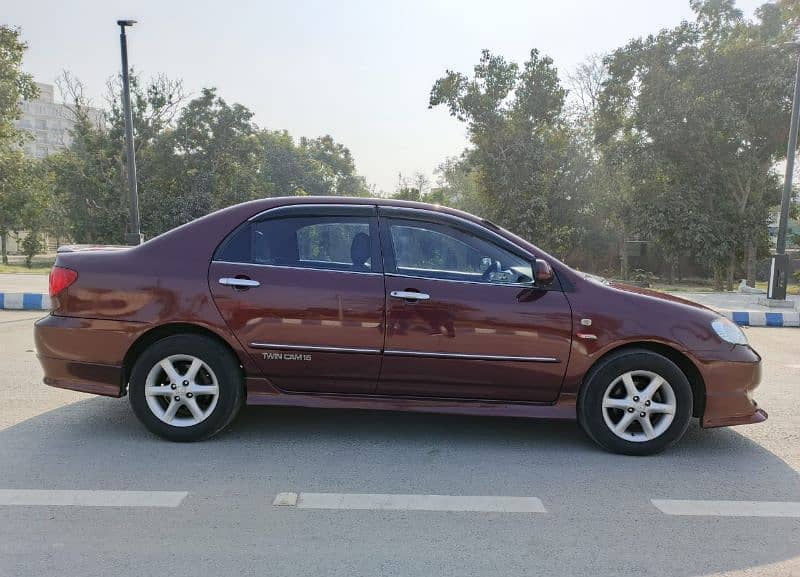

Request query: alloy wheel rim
[
  {"left": 144, "top": 354, "right": 220, "bottom": 427},
  {"left": 601, "top": 370, "right": 676, "bottom": 443}
]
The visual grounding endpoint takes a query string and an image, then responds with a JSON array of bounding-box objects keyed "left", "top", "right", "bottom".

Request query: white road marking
[
  {"left": 274, "top": 492, "right": 546, "bottom": 513},
  {"left": 0, "top": 490, "right": 187, "bottom": 508},
  {"left": 273, "top": 492, "right": 298, "bottom": 506},
  {"left": 652, "top": 499, "right": 800, "bottom": 518}
]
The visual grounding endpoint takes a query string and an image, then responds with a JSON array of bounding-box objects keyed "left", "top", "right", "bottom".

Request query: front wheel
[
  {"left": 578, "top": 349, "right": 693, "bottom": 456},
  {"left": 129, "top": 334, "right": 244, "bottom": 442}
]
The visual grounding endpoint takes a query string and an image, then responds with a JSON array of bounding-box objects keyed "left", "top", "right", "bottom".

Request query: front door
[
  {"left": 377, "top": 210, "right": 572, "bottom": 402},
  {"left": 209, "top": 205, "right": 385, "bottom": 395}
]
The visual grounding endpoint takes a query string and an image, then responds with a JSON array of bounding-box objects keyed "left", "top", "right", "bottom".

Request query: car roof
[{"left": 261, "top": 195, "right": 488, "bottom": 224}]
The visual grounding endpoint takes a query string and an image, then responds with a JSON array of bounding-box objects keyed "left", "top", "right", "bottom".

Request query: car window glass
[
  {"left": 388, "top": 219, "right": 532, "bottom": 284},
  {"left": 296, "top": 222, "right": 370, "bottom": 266},
  {"left": 217, "top": 216, "right": 379, "bottom": 273}
]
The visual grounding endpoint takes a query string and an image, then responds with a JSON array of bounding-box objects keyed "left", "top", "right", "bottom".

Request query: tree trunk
[
  {"left": 726, "top": 252, "right": 736, "bottom": 292},
  {"left": 714, "top": 267, "right": 724, "bottom": 291},
  {"left": 0, "top": 232, "right": 7, "bottom": 265},
  {"left": 619, "top": 227, "right": 629, "bottom": 280},
  {"left": 745, "top": 239, "right": 757, "bottom": 288}
]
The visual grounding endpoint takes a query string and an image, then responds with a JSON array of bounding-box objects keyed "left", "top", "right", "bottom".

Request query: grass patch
[
  {"left": 0, "top": 262, "right": 53, "bottom": 275},
  {"left": 649, "top": 283, "right": 718, "bottom": 293}
]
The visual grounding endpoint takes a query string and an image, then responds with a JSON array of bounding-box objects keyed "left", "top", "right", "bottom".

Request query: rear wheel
[
  {"left": 578, "top": 349, "right": 693, "bottom": 456},
  {"left": 129, "top": 334, "right": 243, "bottom": 442}
]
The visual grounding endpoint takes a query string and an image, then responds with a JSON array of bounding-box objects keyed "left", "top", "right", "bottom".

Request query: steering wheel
[{"left": 481, "top": 259, "right": 502, "bottom": 281}]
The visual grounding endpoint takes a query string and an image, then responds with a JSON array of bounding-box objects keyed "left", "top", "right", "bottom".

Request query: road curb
[
  {"left": 719, "top": 309, "right": 799, "bottom": 327},
  {"left": 0, "top": 292, "right": 51, "bottom": 311}
]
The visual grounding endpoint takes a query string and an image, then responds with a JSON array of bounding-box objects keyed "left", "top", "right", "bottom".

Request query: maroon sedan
[{"left": 34, "top": 197, "right": 765, "bottom": 454}]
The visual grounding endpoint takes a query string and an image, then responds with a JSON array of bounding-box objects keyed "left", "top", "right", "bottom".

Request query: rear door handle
[
  {"left": 390, "top": 290, "right": 430, "bottom": 301},
  {"left": 219, "top": 277, "right": 260, "bottom": 288}
]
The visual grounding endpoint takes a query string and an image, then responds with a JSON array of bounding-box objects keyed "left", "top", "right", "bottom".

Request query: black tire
[
  {"left": 578, "top": 349, "right": 693, "bottom": 456},
  {"left": 128, "top": 334, "right": 244, "bottom": 442}
]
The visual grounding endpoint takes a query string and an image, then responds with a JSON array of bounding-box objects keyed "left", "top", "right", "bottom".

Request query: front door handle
[
  {"left": 390, "top": 290, "right": 430, "bottom": 301},
  {"left": 219, "top": 277, "right": 260, "bottom": 288}
]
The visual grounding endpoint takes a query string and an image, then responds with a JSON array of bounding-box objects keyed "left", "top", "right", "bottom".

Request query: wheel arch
[
  {"left": 122, "top": 323, "right": 246, "bottom": 394},
  {"left": 581, "top": 342, "right": 706, "bottom": 418}
]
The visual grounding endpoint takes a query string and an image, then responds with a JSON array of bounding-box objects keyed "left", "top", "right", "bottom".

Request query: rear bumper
[
  {"left": 699, "top": 346, "right": 766, "bottom": 428},
  {"left": 38, "top": 355, "right": 123, "bottom": 397},
  {"left": 34, "top": 314, "right": 143, "bottom": 397}
]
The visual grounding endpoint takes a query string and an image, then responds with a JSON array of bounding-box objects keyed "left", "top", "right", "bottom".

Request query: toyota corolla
[{"left": 34, "top": 197, "right": 766, "bottom": 454}]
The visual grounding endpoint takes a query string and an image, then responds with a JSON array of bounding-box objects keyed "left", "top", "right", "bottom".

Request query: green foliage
[
  {"left": 424, "top": 1, "right": 797, "bottom": 283},
  {"left": 0, "top": 26, "right": 42, "bottom": 263},
  {"left": 0, "top": 146, "right": 50, "bottom": 264},
  {"left": 47, "top": 78, "right": 371, "bottom": 244},
  {"left": 0, "top": 25, "right": 38, "bottom": 144},
  {"left": 429, "top": 49, "right": 589, "bottom": 258},
  {"left": 596, "top": 0, "right": 795, "bottom": 281}
]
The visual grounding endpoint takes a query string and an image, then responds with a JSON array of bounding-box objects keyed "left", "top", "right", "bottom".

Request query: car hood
[{"left": 606, "top": 281, "right": 715, "bottom": 312}]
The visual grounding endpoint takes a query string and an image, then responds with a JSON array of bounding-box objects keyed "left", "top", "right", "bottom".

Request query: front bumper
[
  {"left": 34, "top": 314, "right": 144, "bottom": 397},
  {"left": 699, "top": 345, "right": 767, "bottom": 428}
]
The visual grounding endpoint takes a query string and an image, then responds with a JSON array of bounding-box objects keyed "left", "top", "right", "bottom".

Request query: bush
[{"left": 21, "top": 230, "right": 43, "bottom": 268}]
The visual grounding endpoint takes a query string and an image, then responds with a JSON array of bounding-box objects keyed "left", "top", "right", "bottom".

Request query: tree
[
  {"left": 17, "top": 162, "right": 51, "bottom": 266},
  {"left": 0, "top": 25, "right": 39, "bottom": 263},
  {"left": 430, "top": 156, "right": 484, "bottom": 214},
  {"left": 562, "top": 54, "right": 639, "bottom": 274},
  {"left": 430, "top": 49, "right": 589, "bottom": 258},
  {"left": 596, "top": 0, "right": 795, "bottom": 288},
  {"left": 0, "top": 148, "right": 29, "bottom": 263},
  {"left": 0, "top": 26, "right": 37, "bottom": 144},
  {"left": 300, "top": 135, "right": 370, "bottom": 196},
  {"left": 50, "top": 74, "right": 374, "bottom": 243}
]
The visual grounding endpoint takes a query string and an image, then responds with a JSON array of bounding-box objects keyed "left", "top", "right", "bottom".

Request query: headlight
[{"left": 711, "top": 317, "right": 748, "bottom": 345}]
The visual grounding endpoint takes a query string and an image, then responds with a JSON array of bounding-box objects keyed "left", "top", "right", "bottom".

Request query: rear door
[
  {"left": 209, "top": 204, "right": 385, "bottom": 395},
  {"left": 377, "top": 208, "right": 572, "bottom": 402}
]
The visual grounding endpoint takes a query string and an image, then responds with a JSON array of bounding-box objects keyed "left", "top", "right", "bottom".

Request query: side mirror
[{"left": 533, "top": 259, "right": 555, "bottom": 287}]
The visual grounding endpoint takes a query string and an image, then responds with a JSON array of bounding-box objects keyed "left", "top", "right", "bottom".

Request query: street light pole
[
  {"left": 767, "top": 48, "right": 800, "bottom": 301},
  {"left": 117, "top": 19, "right": 143, "bottom": 246}
]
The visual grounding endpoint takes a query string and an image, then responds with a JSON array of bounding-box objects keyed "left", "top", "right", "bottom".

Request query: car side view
[{"left": 34, "top": 197, "right": 766, "bottom": 455}]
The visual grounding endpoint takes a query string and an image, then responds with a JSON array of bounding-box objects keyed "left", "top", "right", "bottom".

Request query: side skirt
[{"left": 245, "top": 380, "right": 577, "bottom": 421}]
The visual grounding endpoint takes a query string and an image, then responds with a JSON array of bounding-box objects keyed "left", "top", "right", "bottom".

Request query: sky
[{"left": 6, "top": 0, "right": 767, "bottom": 194}]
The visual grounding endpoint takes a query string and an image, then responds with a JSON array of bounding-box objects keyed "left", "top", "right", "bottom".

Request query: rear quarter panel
[{"left": 49, "top": 201, "right": 286, "bottom": 375}]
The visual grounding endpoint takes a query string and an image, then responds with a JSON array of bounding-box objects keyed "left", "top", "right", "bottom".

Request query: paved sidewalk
[
  {"left": 676, "top": 292, "right": 799, "bottom": 311},
  {"left": 674, "top": 292, "right": 799, "bottom": 327}
]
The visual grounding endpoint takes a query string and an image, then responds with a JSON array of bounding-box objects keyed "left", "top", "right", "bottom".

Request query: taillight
[{"left": 49, "top": 266, "right": 78, "bottom": 297}]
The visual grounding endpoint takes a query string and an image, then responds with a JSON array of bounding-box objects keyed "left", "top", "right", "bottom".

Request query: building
[
  {"left": 5, "top": 82, "right": 103, "bottom": 257},
  {"left": 14, "top": 82, "right": 103, "bottom": 158}
]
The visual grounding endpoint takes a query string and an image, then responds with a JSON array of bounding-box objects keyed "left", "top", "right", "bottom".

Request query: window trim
[
  {"left": 377, "top": 206, "right": 536, "bottom": 262},
  {"left": 384, "top": 271, "right": 535, "bottom": 288},
  {"left": 212, "top": 261, "right": 382, "bottom": 277},
  {"left": 213, "top": 206, "right": 383, "bottom": 274}
]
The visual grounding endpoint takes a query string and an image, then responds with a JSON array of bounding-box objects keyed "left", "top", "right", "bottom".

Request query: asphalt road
[{"left": 0, "top": 311, "right": 798, "bottom": 577}]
